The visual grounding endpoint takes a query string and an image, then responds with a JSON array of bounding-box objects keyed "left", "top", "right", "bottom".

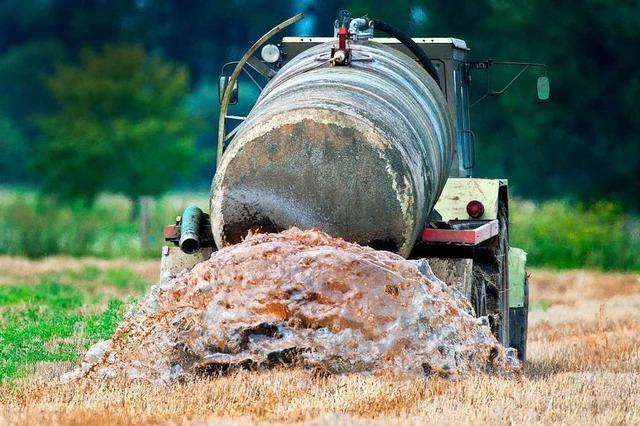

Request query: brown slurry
[{"left": 64, "top": 228, "right": 517, "bottom": 382}]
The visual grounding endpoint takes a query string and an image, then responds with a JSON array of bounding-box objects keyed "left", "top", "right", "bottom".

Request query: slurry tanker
[{"left": 161, "top": 11, "right": 550, "bottom": 361}]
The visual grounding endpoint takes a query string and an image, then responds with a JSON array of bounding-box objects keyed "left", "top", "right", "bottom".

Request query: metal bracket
[
  {"left": 221, "top": 61, "right": 266, "bottom": 91},
  {"left": 246, "top": 56, "right": 277, "bottom": 79},
  {"left": 421, "top": 219, "right": 499, "bottom": 245},
  {"left": 468, "top": 60, "right": 547, "bottom": 107}
]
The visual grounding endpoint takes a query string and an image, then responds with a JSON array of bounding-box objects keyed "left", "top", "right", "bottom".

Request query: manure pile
[{"left": 64, "top": 228, "right": 519, "bottom": 382}]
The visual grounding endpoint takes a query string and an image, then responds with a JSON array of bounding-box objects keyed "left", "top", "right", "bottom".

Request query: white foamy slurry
[{"left": 64, "top": 228, "right": 519, "bottom": 382}]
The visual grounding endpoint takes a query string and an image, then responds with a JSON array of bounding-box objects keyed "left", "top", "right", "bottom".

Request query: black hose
[{"left": 370, "top": 18, "right": 442, "bottom": 89}]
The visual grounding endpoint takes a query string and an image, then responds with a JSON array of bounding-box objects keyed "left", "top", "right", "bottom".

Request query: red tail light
[{"left": 466, "top": 200, "right": 485, "bottom": 219}]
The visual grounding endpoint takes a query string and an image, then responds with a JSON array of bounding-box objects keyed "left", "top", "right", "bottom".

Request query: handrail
[{"left": 216, "top": 13, "right": 304, "bottom": 168}]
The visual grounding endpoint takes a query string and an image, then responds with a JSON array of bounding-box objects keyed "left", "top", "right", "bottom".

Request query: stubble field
[{"left": 0, "top": 257, "right": 638, "bottom": 425}]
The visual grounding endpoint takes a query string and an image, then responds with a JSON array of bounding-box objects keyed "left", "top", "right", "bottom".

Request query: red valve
[{"left": 338, "top": 26, "right": 348, "bottom": 50}]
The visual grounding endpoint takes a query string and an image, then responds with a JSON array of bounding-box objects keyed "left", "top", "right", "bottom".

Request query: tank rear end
[{"left": 211, "top": 41, "right": 454, "bottom": 256}]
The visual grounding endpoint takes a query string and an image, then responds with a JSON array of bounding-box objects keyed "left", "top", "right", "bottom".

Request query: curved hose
[{"left": 370, "top": 18, "right": 442, "bottom": 89}]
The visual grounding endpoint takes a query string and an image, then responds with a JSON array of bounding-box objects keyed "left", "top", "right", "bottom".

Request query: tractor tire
[
  {"left": 509, "top": 273, "right": 529, "bottom": 362},
  {"left": 471, "top": 201, "right": 510, "bottom": 346}
]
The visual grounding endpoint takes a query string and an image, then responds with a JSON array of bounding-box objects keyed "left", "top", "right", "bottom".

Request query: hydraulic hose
[{"left": 370, "top": 18, "right": 442, "bottom": 89}]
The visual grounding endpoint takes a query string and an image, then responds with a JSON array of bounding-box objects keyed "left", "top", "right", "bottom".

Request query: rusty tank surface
[{"left": 211, "top": 40, "right": 455, "bottom": 257}]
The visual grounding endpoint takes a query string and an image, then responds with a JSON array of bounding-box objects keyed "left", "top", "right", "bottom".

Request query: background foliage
[
  {"left": 1, "top": 0, "right": 638, "bottom": 204},
  {"left": 0, "top": 1, "right": 638, "bottom": 268},
  {"left": 35, "top": 44, "right": 201, "bottom": 203},
  {"left": 1, "top": 188, "right": 639, "bottom": 271}
]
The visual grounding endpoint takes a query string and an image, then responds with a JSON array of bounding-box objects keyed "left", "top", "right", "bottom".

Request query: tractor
[{"left": 161, "top": 11, "right": 549, "bottom": 361}]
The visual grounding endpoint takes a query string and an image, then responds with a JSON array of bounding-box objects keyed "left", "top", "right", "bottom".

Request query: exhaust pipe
[{"left": 179, "top": 206, "right": 204, "bottom": 254}]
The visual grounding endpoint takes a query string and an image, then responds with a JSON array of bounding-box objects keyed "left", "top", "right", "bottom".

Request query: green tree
[
  {"left": 35, "top": 44, "right": 201, "bottom": 209},
  {"left": 0, "top": 41, "right": 68, "bottom": 184},
  {"left": 0, "top": 41, "right": 67, "bottom": 132},
  {"left": 0, "top": 117, "right": 28, "bottom": 182}
]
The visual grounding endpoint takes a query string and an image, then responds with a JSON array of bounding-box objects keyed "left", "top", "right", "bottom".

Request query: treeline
[
  {"left": 2, "top": 188, "right": 638, "bottom": 270},
  {"left": 0, "top": 0, "right": 310, "bottom": 202},
  {"left": 1, "top": 1, "right": 638, "bottom": 208}
]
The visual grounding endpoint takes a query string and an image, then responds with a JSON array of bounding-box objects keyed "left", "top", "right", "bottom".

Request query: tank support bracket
[{"left": 421, "top": 219, "right": 499, "bottom": 245}]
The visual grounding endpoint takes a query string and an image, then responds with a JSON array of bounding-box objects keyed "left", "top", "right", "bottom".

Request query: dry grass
[
  {"left": 0, "top": 256, "right": 159, "bottom": 284},
  {"left": 1, "top": 259, "right": 639, "bottom": 425}
]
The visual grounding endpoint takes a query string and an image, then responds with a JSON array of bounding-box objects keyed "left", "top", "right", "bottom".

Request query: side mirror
[
  {"left": 537, "top": 75, "right": 550, "bottom": 100},
  {"left": 218, "top": 76, "right": 238, "bottom": 105}
]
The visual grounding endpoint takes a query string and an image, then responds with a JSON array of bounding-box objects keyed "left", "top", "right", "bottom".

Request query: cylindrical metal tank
[{"left": 211, "top": 40, "right": 454, "bottom": 257}]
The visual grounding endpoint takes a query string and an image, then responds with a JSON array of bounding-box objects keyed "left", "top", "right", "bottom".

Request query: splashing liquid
[{"left": 64, "top": 229, "right": 519, "bottom": 382}]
